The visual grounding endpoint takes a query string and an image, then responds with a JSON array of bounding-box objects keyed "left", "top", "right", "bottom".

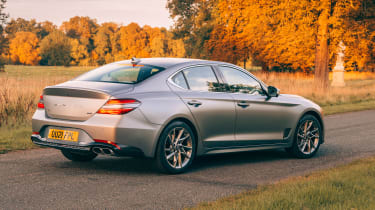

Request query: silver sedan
[{"left": 31, "top": 58, "right": 324, "bottom": 173}]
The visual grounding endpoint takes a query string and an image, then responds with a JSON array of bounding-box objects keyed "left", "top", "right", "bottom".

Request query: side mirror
[{"left": 267, "top": 86, "right": 280, "bottom": 97}]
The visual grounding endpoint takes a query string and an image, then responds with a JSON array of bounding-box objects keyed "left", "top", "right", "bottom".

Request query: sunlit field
[
  {"left": 253, "top": 71, "right": 375, "bottom": 113},
  {"left": 1, "top": 65, "right": 375, "bottom": 153},
  {"left": 0, "top": 65, "right": 93, "bottom": 153},
  {"left": 0, "top": 65, "right": 92, "bottom": 126},
  {"left": 1, "top": 65, "right": 375, "bottom": 125}
]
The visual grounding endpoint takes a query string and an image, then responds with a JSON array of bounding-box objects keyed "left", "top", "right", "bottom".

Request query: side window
[
  {"left": 172, "top": 72, "right": 188, "bottom": 89},
  {"left": 219, "top": 66, "right": 263, "bottom": 95},
  {"left": 183, "top": 66, "right": 221, "bottom": 92}
]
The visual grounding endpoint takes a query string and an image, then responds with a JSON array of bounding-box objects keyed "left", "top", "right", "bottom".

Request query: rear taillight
[
  {"left": 97, "top": 99, "right": 140, "bottom": 115},
  {"left": 37, "top": 95, "right": 44, "bottom": 109},
  {"left": 94, "top": 139, "right": 121, "bottom": 149}
]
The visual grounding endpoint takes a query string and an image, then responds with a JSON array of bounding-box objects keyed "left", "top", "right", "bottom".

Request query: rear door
[{"left": 170, "top": 65, "right": 236, "bottom": 148}]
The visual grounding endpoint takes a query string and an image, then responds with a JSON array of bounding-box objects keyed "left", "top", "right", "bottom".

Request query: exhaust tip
[
  {"left": 92, "top": 147, "right": 114, "bottom": 155},
  {"left": 102, "top": 148, "right": 114, "bottom": 155},
  {"left": 92, "top": 147, "right": 102, "bottom": 154}
]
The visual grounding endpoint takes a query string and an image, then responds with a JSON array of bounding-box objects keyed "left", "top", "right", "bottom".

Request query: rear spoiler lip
[
  {"left": 44, "top": 81, "right": 135, "bottom": 99},
  {"left": 43, "top": 86, "right": 110, "bottom": 99}
]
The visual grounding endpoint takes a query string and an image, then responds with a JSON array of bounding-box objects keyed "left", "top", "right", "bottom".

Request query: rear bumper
[
  {"left": 31, "top": 134, "right": 144, "bottom": 157},
  {"left": 32, "top": 109, "right": 162, "bottom": 157}
]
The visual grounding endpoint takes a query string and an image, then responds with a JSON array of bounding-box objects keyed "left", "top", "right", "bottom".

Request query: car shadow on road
[
  {"left": 190, "top": 149, "right": 295, "bottom": 171},
  {"left": 55, "top": 149, "right": 298, "bottom": 175}
]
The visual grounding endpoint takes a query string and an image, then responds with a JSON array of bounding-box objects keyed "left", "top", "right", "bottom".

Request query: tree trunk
[
  {"left": 261, "top": 62, "right": 268, "bottom": 72},
  {"left": 314, "top": 5, "right": 330, "bottom": 88},
  {"left": 243, "top": 59, "right": 246, "bottom": 70}
]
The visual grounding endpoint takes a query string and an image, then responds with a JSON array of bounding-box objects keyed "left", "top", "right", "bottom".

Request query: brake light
[
  {"left": 37, "top": 95, "right": 44, "bottom": 109},
  {"left": 32, "top": 132, "right": 40, "bottom": 135},
  {"left": 97, "top": 99, "right": 140, "bottom": 115},
  {"left": 94, "top": 139, "right": 121, "bottom": 149}
]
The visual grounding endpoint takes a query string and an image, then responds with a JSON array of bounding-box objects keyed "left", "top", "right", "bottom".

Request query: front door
[{"left": 217, "top": 65, "right": 295, "bottom": 146}]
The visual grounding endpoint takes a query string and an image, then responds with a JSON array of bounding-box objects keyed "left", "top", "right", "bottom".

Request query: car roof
[{"left": 115, "top": 57, "right": 227, "bottom": 68}]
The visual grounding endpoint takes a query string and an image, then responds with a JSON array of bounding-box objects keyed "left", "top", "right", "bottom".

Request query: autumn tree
[
  {"left": 70, "top": 38, "right": 91, "bottom": 66},
  {"left": 9, "top": 31, "right": 40, "bottom": 65},
  {"left": 144, "top": 26, "right": 168, "bottom": 57},
  {"left": 60, "top": 16, "right": 98, "bottom": 39},
  {"left": 167, "top": 0, "right": 215, "bottom": 58},
  {"left": 93, "top": 22, "right": 118, "bottom": 65},
  {"left": 0, "top": 0, "right": 8, "bottom": 72},
  {"left": 3, "top": 16, "right": 187, "bottom": 66},
  {"left": 61, "top": 16, "right": 98, "bottom": 66},
  {"left": 38, "top": 21, "right": 57, "bottom": 38},
  {"left": 5, "top": 18, "right": 53, "bottom": 40},
  {"left": 39, "top": 31, "right": 71, "bottom": 66},
  {"left": 116, "top": 23, "right": 150, "bottom": 59},
  {"left": 204, "top": 24, "right": 249, "bottom": 65},
  {"left": 168, "top": 37, "right": 186, "bottom": 57},
  {"left": 210, "top": 0, "right": 375, "bottom": 87}
]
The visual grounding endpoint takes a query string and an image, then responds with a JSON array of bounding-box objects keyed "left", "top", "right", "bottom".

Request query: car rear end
[{"left": 31, "top": 62, "right": 166, "bottom": 157}]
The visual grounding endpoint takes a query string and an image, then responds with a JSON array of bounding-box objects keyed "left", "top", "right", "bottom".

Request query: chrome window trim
[
  {"left": 217, "top": 64, "right": 269, "bottom": 96},
  {"left": 167, "top": 64, "right": 227, "bottom": 94}
]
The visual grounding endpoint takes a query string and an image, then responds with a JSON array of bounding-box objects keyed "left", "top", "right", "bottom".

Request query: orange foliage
[
  {"left": 9, "top": 31, "right": 41, "bottom": 65},
  {"left": 210, "top": 0, "right": 375, "bottom": 72},
  {"left": 6, "top": 17, "right": 187, "bottom": 66},
  {"left": 60, "top": 16, "right": 98, "bottom": 39}
]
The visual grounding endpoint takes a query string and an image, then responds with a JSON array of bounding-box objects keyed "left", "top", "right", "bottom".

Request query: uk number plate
[{"left": 48, "top": 129, "right": 79, "bottom": 142}]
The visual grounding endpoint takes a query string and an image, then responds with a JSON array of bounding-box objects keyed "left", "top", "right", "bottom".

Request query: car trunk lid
[{"left": 43, "top": 81, "right": 134, "bottom": 121}]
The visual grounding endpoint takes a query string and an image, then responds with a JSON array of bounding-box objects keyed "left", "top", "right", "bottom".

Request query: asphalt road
[{"left": 1, "top": 110, "right": 375, "bottom": 209}]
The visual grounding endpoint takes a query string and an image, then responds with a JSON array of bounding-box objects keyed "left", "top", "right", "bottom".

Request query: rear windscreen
[{"left": 74, "top": 63, "right": 165, "bottom": 84}]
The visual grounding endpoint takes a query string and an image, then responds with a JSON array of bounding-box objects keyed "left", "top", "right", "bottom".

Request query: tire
[
  {"left": 286, "top": 114, "right": 323, "bottom": 159},
  {"left": 156, "top": 121, "right": 196, "bottom": 174},
  {"left": 61, "top": 149, "right": 97, "bottom": 162}
]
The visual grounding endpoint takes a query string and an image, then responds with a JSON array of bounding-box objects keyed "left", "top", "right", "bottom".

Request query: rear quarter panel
[{"left": 113, "top": 84, "right": 200, "bottom": 157}]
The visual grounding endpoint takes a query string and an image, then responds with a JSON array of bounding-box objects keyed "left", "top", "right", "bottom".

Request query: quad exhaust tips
[{"left": 92, "top": 147, "right": 115, "bottom": 155}]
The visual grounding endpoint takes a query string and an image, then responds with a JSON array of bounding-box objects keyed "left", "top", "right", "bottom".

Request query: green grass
[
  {"left": 192, "top": 156, "right": 375, "bottom": 210},
  {"left": 322, "top": 99, "right": 375, "bottom": 115},
  {"left": 3, "top": 65, "right": 93, "bottom": 78},
  {"left": 0, "top": 125, "right": 38, "bottom": 154}
]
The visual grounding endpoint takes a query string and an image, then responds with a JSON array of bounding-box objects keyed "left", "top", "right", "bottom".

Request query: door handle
[
  {"left": 237, "top": 101, "right": 250, "bottom": 108},
  {"left": 187, "top": 100, "right": 202, "bottom": 107}
]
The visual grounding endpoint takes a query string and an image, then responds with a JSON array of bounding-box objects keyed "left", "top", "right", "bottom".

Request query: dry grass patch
[
  {"left": 0, "top": 65, "right": 90, "bottom": 126},
  {"left": 253, "top": 71, "right": 375, "bottom": 110}
]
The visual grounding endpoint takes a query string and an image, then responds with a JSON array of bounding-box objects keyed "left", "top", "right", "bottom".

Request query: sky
[{"left": 5, "top": 0, "right": 174, "bottom": 28}]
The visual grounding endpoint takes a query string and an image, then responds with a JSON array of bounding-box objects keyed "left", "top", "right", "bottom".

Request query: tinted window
[
  {"left": 220, "top": 66, "right": 263, "bottom": 94},
  {"left": 183, "top": 66, "right": 221, "bottom": 92},
  {"left": 75, "top": 63, "right": 165, "bottom": 84},
  {"left": 172, "top": 72, "right": 188, "bottom": 89}
]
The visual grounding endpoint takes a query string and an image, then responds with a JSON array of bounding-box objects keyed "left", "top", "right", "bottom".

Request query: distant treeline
[
  {"left": 166, "top": 0, "right": 375, "bottom": 76},
  {"left": 1, "top": 0, "right": 375, "bottom": 80},
  {"left": 1, "top": 17, "right": 185, "bottom": 66}
]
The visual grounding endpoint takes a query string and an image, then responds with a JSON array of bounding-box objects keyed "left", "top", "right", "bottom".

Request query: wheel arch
[
  {"left": 152, "top": 116, "right": 202, "bottom": 158},
  {"left": 301, "top": 110, "right": 325, "bottom": 143}
]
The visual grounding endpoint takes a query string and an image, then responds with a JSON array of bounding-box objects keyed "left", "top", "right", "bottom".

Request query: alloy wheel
[
  {"left": 296, "top": 120, "right": 320, "bottom": 155},
  {"left": 164, "top": 127, "right": 193, "bottom": 169}
]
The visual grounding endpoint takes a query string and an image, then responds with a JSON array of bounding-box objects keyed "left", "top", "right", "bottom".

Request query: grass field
[
  {"left": 1, "top": 65, "right": 375, "bottom": 153},
  {"left": 192, "top": 156, "right": 375, "bottom": 210},
  {"left": 0, "top": 65, "right": 93, "bottom": 153}
]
